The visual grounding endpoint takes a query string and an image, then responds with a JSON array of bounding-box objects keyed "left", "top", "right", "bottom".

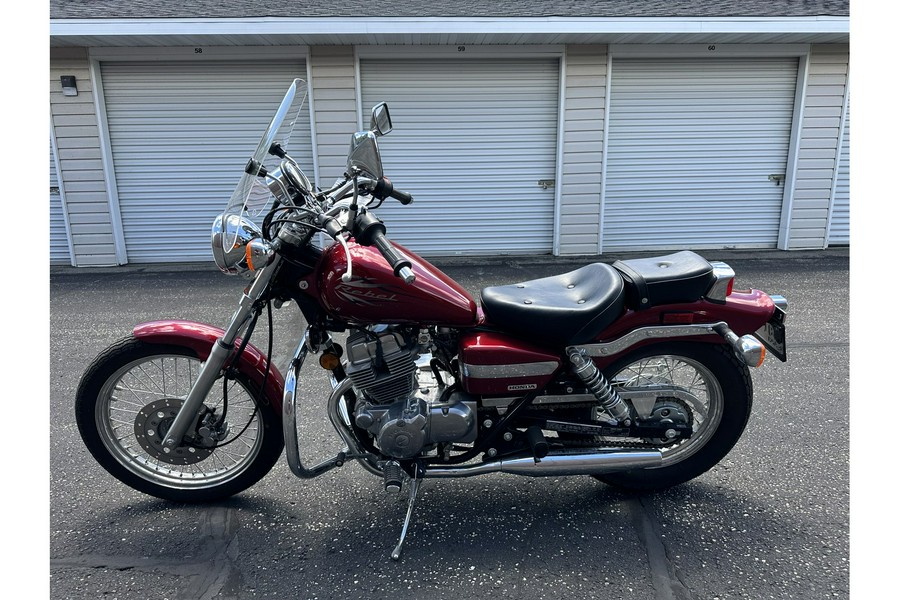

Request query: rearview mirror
[
  {"left": 347, "top": 131, "right": 384, "bottom": 179},
  {"left": 370, "top": 103, "right": 392, "bottom": 136}
]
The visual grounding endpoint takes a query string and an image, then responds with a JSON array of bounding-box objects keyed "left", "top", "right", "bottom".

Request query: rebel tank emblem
[{"left": 334, "top": 277, "right": 404, "bottom": 305}]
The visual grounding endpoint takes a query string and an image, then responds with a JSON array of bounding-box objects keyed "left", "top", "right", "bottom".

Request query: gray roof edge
[
  {"left": 49, "top": 1, "right": 851, "bottom": 20},
  {"left": 50, "top": 15, "right": 852, "bottom": 37}
]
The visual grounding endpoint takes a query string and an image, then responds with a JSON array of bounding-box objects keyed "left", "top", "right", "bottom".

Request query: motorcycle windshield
[{"left": 221, "top": 79, "right": 309, "bottom": 252}]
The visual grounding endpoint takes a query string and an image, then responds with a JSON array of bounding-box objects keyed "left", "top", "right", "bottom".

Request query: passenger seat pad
[{"left": 613, "top": 251, "right": 715, "bottom": 309}]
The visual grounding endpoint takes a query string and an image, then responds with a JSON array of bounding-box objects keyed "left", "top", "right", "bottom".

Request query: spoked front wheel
[{"left": 75, "top": 336, "right": 283, "bottom": 502}]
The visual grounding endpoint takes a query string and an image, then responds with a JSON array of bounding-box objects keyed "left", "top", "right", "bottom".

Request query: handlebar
[
  {"left": 372, "top": 177, "right": 414, "bottom": 205},
  {"left": 320, "top": 176, "right": 413, "bottom": 207},
  {"left": 312, "top": 174, "right": 416, "bottom": 284}
]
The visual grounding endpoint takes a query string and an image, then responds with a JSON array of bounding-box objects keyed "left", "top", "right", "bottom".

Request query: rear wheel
[
  {"left": 592, "top": 342, "right": 752, "bottom": 492},
  {"left": 75, "top": 336, "right": 284, "bottom": 503}
]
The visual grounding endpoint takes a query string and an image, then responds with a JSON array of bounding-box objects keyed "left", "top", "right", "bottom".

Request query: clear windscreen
[{"left": 222, "top": 79, "right": 309, "bottom": 252}]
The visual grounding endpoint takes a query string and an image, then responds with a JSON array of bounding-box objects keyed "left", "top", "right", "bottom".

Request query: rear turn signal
[{"left": 713, "top": 324, "right": 766, "bottom": 367}]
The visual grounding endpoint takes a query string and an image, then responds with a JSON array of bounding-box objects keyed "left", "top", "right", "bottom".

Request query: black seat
[
  {"left": 612, "top": 251, "right": 715, "bottom": 310},
  {"left": 480, "top": 263, "right": 625, "bottom": 346}
]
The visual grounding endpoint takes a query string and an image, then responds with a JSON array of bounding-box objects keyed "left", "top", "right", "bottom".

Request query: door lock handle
[
  {"left": 768, "top": 174, "right": 785, "bottom": 186},
  {"left": 537, "top": 179, "right": 555, "bottom": 190}
]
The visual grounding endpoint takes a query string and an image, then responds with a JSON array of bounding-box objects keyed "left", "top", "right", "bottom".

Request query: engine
[{"left": 344, "top": 327, "right": 477, "bottom": 459}]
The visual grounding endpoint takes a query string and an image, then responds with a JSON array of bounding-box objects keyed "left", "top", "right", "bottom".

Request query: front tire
[
  {"left": 594, "top": 342, "right": 753, "bottom": 492},
  {"left": 75, "top": 336, "right": 284, "bottom": 503}
]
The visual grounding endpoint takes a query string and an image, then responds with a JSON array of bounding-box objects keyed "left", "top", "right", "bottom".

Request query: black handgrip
[
  {"left": 317, "top": 214, "right": 344, "bottom": 238},
  {"left": 373, "top": 177, "right": 414, "bottom": 205},
  {"left": 390, "top": 187, "right": 414, "bottom": 205},
  {"left": 371, "top": 230, "right": 412, "bottom": 277},
  {"left": 353, "top": 212, "right": 414, "bottom": 282}
]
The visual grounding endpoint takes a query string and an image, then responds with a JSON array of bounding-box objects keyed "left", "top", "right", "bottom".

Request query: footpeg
[
  {"left": 383, "top": 460, "right": 403, "bottom": 493},
  {"left": 526, "top": 426, "right": 549, "bottom": 461}
]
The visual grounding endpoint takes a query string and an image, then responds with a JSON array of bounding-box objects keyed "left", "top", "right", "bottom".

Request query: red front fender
[{"left": 133, "top": 320, "right": 284, "bottom": 413}]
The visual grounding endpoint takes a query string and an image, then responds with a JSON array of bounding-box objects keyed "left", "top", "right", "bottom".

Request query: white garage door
[
  {"left": 101, "top": 61, "right": 312, "bottom": 263},
  {"left": 360, "top": 58, "right": 559, "bottom": 256},
  {"left": 50, "top": 140, "right": 71, "bottom": 265},
  {"left": 829, "top": 99, "right": 849, "bottom": 245},
  {"left": 603, "top": 57, "right": 799, "bottom": 251}
]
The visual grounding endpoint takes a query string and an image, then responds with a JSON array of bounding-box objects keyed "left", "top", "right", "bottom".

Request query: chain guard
[
  {"left": 134, "top": 398, "right": 214, "bottom": 465},
  {"left": 552, "top": 396, "right": 694, "bottom": 450}
]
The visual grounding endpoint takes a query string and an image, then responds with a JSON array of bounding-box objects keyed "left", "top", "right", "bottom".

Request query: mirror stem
[{"left": 346, "top": 174, "right": 360, "bottom": 227}]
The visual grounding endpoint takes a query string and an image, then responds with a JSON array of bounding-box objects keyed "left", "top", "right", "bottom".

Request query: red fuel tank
[{"left": 317, "top": 241, "right": 478, "bottom": 327}]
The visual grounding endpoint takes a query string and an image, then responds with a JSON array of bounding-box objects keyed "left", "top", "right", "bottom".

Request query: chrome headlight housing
[{"left": 211, "top": 213, "right": 265, "bottom": 276}]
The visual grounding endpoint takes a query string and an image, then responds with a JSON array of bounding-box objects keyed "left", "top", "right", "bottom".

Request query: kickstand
[{"left": 390, "top": 465, "right": 421, "bottom": 561}]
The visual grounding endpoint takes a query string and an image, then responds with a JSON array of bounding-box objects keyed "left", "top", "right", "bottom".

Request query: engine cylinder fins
[
  {"left": 567, "top": 348, "right": 631, "bottom": 423},
  {"left": 344, "top": 329, "right": 418, "bottom": 404}
]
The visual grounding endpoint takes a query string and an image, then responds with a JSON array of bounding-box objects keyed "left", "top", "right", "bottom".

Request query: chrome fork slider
[{"left": 161, "top": 259, "right": 282, "bottom": 450}]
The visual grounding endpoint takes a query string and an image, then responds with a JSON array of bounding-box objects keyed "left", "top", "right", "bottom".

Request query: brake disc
[{"left": 133, "top": 398, "right": 213, "bottom": 465}]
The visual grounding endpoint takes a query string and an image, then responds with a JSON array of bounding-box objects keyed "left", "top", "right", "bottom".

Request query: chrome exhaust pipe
[{"left": 422, "top": 449, "right": 662, "bottom": 479}]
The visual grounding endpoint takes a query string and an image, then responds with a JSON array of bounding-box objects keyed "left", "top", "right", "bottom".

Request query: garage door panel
[
  {"left": 603, "top": 57, "right": 798, "bottom": 251},
  {"left": 360, "top": 58, "right": 559, "bottom": 256},
  {"left": 101, "top": 61, "right": 312, "bottom": 263}
]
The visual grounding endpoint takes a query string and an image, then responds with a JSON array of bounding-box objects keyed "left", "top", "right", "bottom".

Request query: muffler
[{"left": 421, "top": 449, "right": 662, "bottom": 479}]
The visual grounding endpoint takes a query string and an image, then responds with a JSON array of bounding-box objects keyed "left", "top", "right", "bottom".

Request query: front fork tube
[
  {"left": 160, "top": 256, "right": 282, "bottom": 451},
  {"left": 282, "top": 329, "right": 382, "bottom": 479}
]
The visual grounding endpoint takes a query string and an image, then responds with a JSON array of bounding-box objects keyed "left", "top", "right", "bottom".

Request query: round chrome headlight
[{"left": 211, "top": 213, "right": 263, "bottom": 275}]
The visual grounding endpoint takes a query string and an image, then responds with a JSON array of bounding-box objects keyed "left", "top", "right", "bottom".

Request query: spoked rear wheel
[
  {"left": 75, "top": 336, "right": 283, "bottom": 502},
  {"left": 592, "top": 342, "right": 753, "bottom": 492}
]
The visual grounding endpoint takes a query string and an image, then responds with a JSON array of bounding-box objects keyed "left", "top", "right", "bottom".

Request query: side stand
[{"left": 390, "top": 466, "right": 421, "bottom": 561}]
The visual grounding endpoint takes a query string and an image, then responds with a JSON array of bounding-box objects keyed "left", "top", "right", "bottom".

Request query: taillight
[{"left": 706, "top": 262, "right": 736, "bottom": 303}]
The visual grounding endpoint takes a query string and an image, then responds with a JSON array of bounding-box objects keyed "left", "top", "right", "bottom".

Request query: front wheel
[
  {"left": 75, "top": 336, "right": 284, "bottom": 503},
  {"left": 593, "top": 343, "right": 753, "bottom": 492}
]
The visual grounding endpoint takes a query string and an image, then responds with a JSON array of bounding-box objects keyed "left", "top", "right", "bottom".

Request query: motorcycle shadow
[{"left": 68, "top": 476, "right": 808, "bottom": 587}]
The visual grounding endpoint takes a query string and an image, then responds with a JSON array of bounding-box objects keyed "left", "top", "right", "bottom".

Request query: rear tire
[
  {"left": 75, "top": 336, "right": 283, "bottom": 503},
  {"left": 593, "top": 342, "right": 752, "bottom": 492}
]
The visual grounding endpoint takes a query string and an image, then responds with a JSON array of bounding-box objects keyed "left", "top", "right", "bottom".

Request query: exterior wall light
[{"left": 60, "top": 75, "right": 77, "bottom": 96}]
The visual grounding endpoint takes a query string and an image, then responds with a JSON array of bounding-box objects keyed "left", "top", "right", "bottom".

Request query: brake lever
[{"left": 335, "top": 234, "right": 354, "bottom": 282}]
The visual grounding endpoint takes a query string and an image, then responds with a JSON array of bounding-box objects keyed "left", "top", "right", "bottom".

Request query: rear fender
[
  {"left": 587, "top": 289, "right": 777, "bottom": 367},
  {"left": 132, "top": 320, "right": 284, "bottom": 413}
]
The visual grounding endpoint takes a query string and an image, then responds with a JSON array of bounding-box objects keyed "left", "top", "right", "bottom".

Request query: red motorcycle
[{"left": 76, "top": 79, "right": 787, "bottom": 560}]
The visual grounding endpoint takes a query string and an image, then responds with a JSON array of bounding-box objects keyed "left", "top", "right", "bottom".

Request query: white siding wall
[
  {"left": 50, "top": 139, "right": 73, "bottom": 265},
  {"left": 828, "top": 97, "right": 850, "bottom": 245},
  {"left": 558, "top": 45, "right": 607, "bottom": 256},
  {"left": 309, "top": 46, "right": 359, "bottom": 187},
  {"left": 49, "top": 43, "right": 851, "bottom": 265},
  {"left": 50, "top": 48, "right": 118, "bottom": 266},
  {"left": 788, "top": 44, "right": 850, "bottom": 249}
]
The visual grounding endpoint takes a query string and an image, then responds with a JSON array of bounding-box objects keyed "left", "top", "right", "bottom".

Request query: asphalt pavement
[{"left": 48, "top": 248, "right": 850, "bottom": 599}]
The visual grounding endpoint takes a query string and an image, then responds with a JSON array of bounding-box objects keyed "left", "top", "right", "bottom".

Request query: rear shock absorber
[{"left": 567, "top": 348, "right": 632, "bottom": 425}]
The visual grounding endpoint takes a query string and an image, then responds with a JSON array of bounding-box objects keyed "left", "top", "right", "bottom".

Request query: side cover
[{"left": 459, "top": 331, "right": 562, "bottom": 396}]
